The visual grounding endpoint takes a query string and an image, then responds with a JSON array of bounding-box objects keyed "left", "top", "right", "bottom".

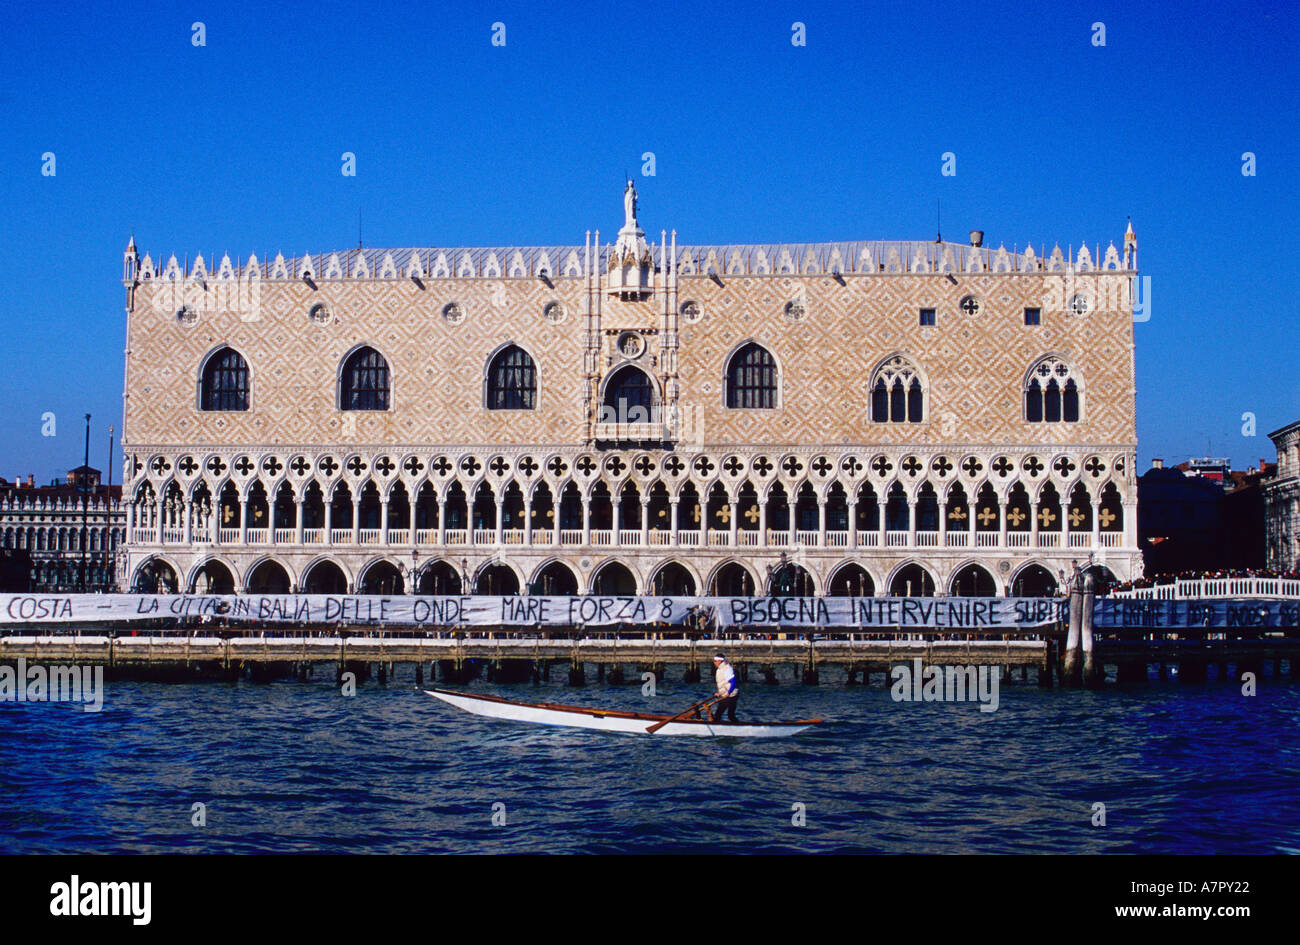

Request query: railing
[
  {"left": 738, "top": 531, "right": 761, "bottom": 547},
  {"left": 416, "top": 529, "right": 437, "bottom": 545},
  {"left": 796, "top": 530, "right": 818, "bottom": 547},
  {"left": 1006, "top": 532, "right": 1030, "bottom": 548},
  {"left": 946, "top": 532, "right": 969, "bottom": 547},
  {"left": 330, "top": 529, "right": 352, "bottom": 544},
  {"left": 531, "top": 532, "right": 556, "bottom": 546},
  {"left": 678, "top": 530, "right": 700, "bottom": 547},
  {"left": 707, "top": 531, "right": 731, "bottom": 547},
  {"left": 163, "top": 528, "right": 184, "bottom": 544},
  {"left": 1100, "top": 533, "right": 1122, "bottom": 547},
  {"left": 1067, "top": 533, "right": 1092, "bottom": 548},
  {"left": 648, "top": 531, "right": 672, "bottom": 546},
  {"left": 916, "top": 531, "right": 939, "bottom": 547},
  {"left": 273, "top": 528, "right": 295, "bottom": 544},
  {"left": 858, "top": 532, "right": 879, "bottom": 547},
  {"left": 590, "top": 529, "right": 613, "bottom": 546},
  {"left": 358, "top": 529, "right": 382, "bottom": 545},
  {"left": 502, "top": 530, "right": 525, "bottom": 545},
  {"left": 131, "top": 527, "right": 154, "bottom": 543},
  {"left": 825, "top": 531, "right": 848, "bottom": 548},
  {"left": 1110, "top": 577, "right": 1300, "bottom": 600},
  {"left": 303, "top": 528, "right": 325, "bottom": 544},
  {"left": 618, "top": 530, "right": 642, "bottom": 546},
  {"left": 1037, "top": 532, "right": 1061, "bottom": 547},
  {"left": 885, "top": 531, "right": 908, "bottom": 547},
  {"left": 559, "top": 530, "right": 583, "bottom": 545},
  {"left": 444, "top": 529, "right": 468, "bottom": 545},
  {"left": 245, "top": 528, "right": 268, "bottom": 544},
  {"left": 218, "top": 528, "right": 239, "bottom": 544},
  {"left": 975, "top": 533, "right": 999, "bottom": 547},
  {"left": 767, "top": 530, "right": 788, "bottom": 546},
  {"left": 471, "top": 528, "right": 495, "bottom": 545}
]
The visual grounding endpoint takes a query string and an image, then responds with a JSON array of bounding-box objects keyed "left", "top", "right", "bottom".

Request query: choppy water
[{"left": 2, "top": 666, "right": 1297, "bottom": 853}]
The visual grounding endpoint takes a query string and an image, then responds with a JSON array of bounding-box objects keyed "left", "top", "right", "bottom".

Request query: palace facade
[{"left": 119, "top": 185, "right": 1141, "bottom": 598}]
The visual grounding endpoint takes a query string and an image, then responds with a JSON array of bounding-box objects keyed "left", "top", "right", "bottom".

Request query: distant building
[
  {"left": 1265, "top": 421, "right": 1300, "bottom": 571},
  {"left": 0, "top": 467, "right": 124, "bottom": 591},
  {"left": 1141, "top": 455, "right": 1281, "bottom": 574}
]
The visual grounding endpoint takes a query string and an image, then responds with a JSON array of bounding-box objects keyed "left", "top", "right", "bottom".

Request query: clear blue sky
[{"left": 0, "top": 0, "right": 1296, "bottom": 482}]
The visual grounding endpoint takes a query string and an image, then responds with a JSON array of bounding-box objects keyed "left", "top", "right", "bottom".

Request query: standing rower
[{"left": 711, "top": 653, "right": 739, "bottom": 723}]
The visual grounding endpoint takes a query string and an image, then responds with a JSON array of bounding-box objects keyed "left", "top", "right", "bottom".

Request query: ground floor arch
[
  {"left": 530, "top": 559, "right": 579, "bottom": 595},
  {"left": 189, "top": 558, "right": 236, "bottom": 593},
  {"left": 888, "top": 562, "right": 935, "bottom": 597},
  {"left": 591, "top": 559, "right": 637, "bottom": 595},
  {"left": 246, "top": 557, "right": 292, "bottom": 594},
  {"left": 301, "top": 558, "right": 349, "bottom": 594},
  {"left": 708, "top": 560, "right": 757, "bottom": 596},
  {"left": 358, "top": 559, "right": 404, "bottom": 595},
  {"left": 827, "top": 562, "right": 876, "bottom": 597},
  {"left": 475, "top": 562, "right": 521, "bottom": 595},
  {"left": 949, "top": 562, "right": 998, "bottom": 597},
  {"left": 648, "top": 560, "right": 698, "bottom": 596}
]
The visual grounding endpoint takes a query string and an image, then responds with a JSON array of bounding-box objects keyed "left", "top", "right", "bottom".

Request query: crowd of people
[{"left": 1107, "top": 567, "right": 1300, "bottom": 593}]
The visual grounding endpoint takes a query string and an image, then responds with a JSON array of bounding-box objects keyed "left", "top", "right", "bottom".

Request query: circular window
[
  {"left": 543, "top": 301, "right": 566, "bottom": 323},
  {"left": 442, "top": 302, "right": 465, "bottom": 325},
  {"left": 784, "top": 299, "right": 806, "bottom": 321},
  {"left": 308, "top": 303, "right": 331, "bottom": 324},
  {"left": 679, "top": 300, "right": 702, "bottom": 323},
  {"left": 176, "top": 305, "right": 198, "bottom": 326},
  {"left": 617, "top": 332, "right": 645, "bottom": 358},
  {"left": 1068, "top": 293, "right": 1091, "bottom": 315},
  {"left": 958, "top": 295, "right": 983, "bottom": 316}
]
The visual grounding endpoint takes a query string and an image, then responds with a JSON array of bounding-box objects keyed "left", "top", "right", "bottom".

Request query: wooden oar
[{"left": 646, "top": 695, "right": 720, "bottom": 735}]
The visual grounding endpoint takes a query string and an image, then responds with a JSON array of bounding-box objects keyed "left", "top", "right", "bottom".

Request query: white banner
[{"left": 0, "top": 594, "right": 1065, "bottom": 630}]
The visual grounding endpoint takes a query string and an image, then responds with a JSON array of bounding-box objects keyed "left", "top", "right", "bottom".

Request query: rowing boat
[{"left": 423, "top": 688, "right": 822, "bottom": 737}]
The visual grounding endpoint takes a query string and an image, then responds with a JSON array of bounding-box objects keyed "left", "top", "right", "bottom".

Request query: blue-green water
[{"left": 2, "top": 668, "right": 1297, "bottom": 853}]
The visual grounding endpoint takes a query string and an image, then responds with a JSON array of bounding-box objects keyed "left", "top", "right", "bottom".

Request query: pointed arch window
[
  {"left": 340, "top": 346, "right": 390, "bottom": 411},
  {"left": 200, "top": 347, "right": 250, "bottom": 411},
  {"left": 870, "top": 356, "right": 923, "bottom": 423},
  {"left": 601, "top": 365, "right": 657, "bottom": 423},
  {"left": 486, "top": 345, "right": 537, "bottom": 410},
  {"left": 1025, "top": 357, "right": 1080, "bottom": 423},
  {"left": 725, "top": 342, "right": 778, "bottom": 408}
]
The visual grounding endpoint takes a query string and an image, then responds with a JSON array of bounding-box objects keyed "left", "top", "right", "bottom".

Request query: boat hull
[{"left": 423, "top": 688, "right": 819, "bottom": 737}]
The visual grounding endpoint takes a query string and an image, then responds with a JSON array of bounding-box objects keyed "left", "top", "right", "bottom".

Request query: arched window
[
  {"left": 340, "top": 346, "right": 390, "bottom": 411},
  {"left": 601, "top": 365, "right": 657, "bottom": 423},
  {"left": 486, "top": 345, "right": 537, "bottom": 410},
  {"left": 870, "top": 356, "right": 923, "bottom": 423},
  {"left": 200, "top": 347, "right": 250, "bottom": 411},
  {"left": 725, "top": 343, "right": 778, "bottom": 408},
  {"left": 1025, "top": 357, "right": 1080, "bottom": 423}
]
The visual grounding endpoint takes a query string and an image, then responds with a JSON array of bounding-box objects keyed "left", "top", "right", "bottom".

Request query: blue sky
[{"left": 0, "top": 0, "right": 1296, "bottom": 481}]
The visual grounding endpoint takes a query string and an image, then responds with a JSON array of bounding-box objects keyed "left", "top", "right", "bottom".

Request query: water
[{"left": 2, "top": 667, "right": 1297, "bottom": 853}]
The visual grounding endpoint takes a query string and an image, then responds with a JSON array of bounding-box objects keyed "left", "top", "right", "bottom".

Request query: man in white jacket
[{"left": 711, "top": 653, "right": 739, "bottom": 723}]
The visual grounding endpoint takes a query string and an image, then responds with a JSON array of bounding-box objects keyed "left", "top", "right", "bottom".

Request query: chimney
[
  {"left": 1152, "top": 458, "right": 1164, "bottom": 469},
  {"left": 969, "top": 229, "right": 984, "bottom": 247}
]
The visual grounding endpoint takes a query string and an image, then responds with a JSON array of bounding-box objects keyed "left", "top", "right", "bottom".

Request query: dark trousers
[{"left": 712, "top": 694, "right": 739, "bottom": 723}]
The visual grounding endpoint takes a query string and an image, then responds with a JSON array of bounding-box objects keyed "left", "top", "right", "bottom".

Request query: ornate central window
[
  {"left": 199, "top": 347, "right": 250, "bottom": 412},
  {"left": 601, "top": 364, "right": 657, "bottom": 424},
  {"left": 1025, "top": 356, "right": 1080, "bottom": 422},
  {"left": 725, "top": 342, "right": 778, "bottom": 409},
  {"left": 486, "top": 345, "right": 537, "bottom": 410},
  {"left": 340, "top": 346, "right": 390, "bottom": 411},
  {"left": 870, "top": 355, "right": 923, "bottom": 423}
]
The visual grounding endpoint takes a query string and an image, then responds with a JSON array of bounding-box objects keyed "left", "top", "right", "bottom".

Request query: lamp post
[{"left": 79, "top": 414, "right": 90, "bottom": 591}]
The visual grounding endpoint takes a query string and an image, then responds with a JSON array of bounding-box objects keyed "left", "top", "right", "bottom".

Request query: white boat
[{"left": 423, "top": 688, "right": 821, "bottom": 738}]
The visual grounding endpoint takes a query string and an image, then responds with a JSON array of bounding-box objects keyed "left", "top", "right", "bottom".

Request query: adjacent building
[
  {"left": 1266, "top": 421, "right": 1300, "bottom": 572},
  {"left": 118, "top": 186, "right": 1142, "bottom": 598},
  {"left": 0, "top": 466, "right": 124, "bottom": 591}
]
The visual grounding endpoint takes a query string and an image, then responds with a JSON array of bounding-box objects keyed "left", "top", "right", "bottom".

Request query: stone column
[
  {"left": 267, "top": 496, "right": 277, "bottom": 544},
  {"left": 968, "top": 502, "right": 977, "bottom": 542},
  {"left": 182, "top": 498, "right": 192, "bottom": 545},
  {"left": 670, "top": 499, "right": 679, "bottom": 546},
  {"left": 582, "top": 492, "right": 591, "bottom": 546},
  {"left": 938, "top": 499, "right": 947, "bottom": 546},
  {"left": 523, "top": 495, "right": 533, "bottom": 546},
  {"left": 296, "top": 497, "right": 305, "bottom": 544},
  {"left": 351, "top": 498, "right": 360, "bottom": 544},
  {"left": 324, "top": 497, "right": 333, "bottom": 543},
  {"left": 848, "top": 498, "right": 857, "bottom": 549},
  {"left": 156, "top": 496, "right": 166, "bottom": 544},
  {"left": 494, "top": 499, "right": 504, "bottom": 546},
  {"left": 907, "top": 499, "right": 917, "bottom": 547},
  {"left": 380, "top": 495, "right": 390, "bottom": 544},
  {"left": 641, "top": 498, "right": 650, "bottom": 547},
  {"left": 877, "top": 498, "right": 887, "bottom": 547},
  {"left": 759, "top": 497, "right": 769, "bottom": 547},
  {"left": 611, "top": 496, "right": 621, "bottom": 543},
  {"left": 817, "top": 498, "right": 826, "bottom": 547},
  {"left": 729, "top": 500, "right": 739, "bottom": 547},
  {"left": 436, "top": 496, "right": 446, "bottom": 545},
  {"left": 238, "top": 497, "right": 248, "bottom": 545}
]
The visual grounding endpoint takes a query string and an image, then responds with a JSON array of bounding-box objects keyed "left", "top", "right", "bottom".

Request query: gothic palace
[{"left": 119, "top": 184, "right": 1141, "bottom": 600}]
